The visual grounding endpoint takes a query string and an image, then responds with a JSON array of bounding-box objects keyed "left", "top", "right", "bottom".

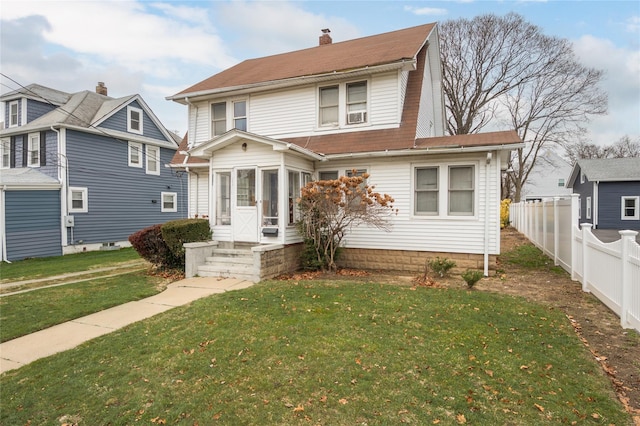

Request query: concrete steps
[{"left": 197, "top": 248, "right": 255, "bottom": 281}]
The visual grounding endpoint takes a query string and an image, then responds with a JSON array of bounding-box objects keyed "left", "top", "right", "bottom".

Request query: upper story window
[
  {"left": 128, "top": 142, "right": 142, "bottom": 167},
  {"left": 146, "top": 145, "right": 160, "bottom": 175},
  {"left": 621, "top": 196, "right": 639, "bottom": 220},
  {"left": 127, "top": 106, "right": 143, "bottom": 135},
  {"left": 346, "top": 81, "right": 367, "bottom": 124},
  {"left": 233, "top": 101, "right": 247, "bottom": 131},
  {"left": 558, "top": 178, "right": 565, "bottom": 187},
  {"left": 27, "top": 133, "right": 40, "bottom": 167},
  {"left": 9, "top": 101, "right": 19, "bottom": 127},
  {"left": 212, "top": 102, "right": 227, "bottom": 136},
  {"left": 319, "top": 86, "right": 339, "bottom": 126},
  {"left": 1, "top": 139, "right": 10, "bottom": 168}
]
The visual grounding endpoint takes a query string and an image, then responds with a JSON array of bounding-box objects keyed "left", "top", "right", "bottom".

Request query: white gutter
[{"left": 323, "top": 143, "right": 525, "bottom": 161}]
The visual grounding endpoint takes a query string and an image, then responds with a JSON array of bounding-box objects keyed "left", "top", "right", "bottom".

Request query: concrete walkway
[{"left": 0, "top": 277, "right": 253, "bottom": 374}]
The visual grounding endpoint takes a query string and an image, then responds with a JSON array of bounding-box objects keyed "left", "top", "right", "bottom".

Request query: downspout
[
  {"left": 51, "top": 125, "right": 70, "bottom": 246},
  {"left": 483, "top": 152, "right": 492, "bottom": 276},
  {"left": 593, "top": 181, "right": 599, "bottom": 228},
  {"left": 1, "top": 185, "right": 10, "bottom": 263}
]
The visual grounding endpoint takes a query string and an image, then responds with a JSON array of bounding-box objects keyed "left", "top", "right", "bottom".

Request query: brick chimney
[
  {"left": 319, "top": 28, "right": 332, "bottom": 46},
  {"left": 96, "top": 82, "right": 108, "bottom": 96}
]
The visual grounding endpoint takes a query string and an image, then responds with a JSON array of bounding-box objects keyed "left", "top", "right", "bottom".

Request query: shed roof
[{"left": 0, "top": 168, "right": 61, "bottom": 187}]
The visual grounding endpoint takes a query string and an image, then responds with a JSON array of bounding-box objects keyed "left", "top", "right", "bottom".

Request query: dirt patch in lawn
[{"left": 282, "top": 227, "right": 640, "bottom": 419}]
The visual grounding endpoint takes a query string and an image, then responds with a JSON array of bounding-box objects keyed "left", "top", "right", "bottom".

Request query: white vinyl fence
[{"left": 510, "top": 194, "right": 640, "bottom": 332}]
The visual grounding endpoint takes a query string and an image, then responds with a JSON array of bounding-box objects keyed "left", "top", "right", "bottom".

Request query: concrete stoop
[{"left": 197, "top": 247, "right": 255, "bottom": 281}]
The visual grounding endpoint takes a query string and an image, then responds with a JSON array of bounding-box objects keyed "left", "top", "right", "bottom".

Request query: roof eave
[{"left": 323, "top": 142, "right": 525, "bottom": 160}]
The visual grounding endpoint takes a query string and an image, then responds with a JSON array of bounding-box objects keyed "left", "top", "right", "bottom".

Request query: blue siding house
[
  {"left": 566, "top": 157, "right": 640, "bottom": 230},
  {"left": 0, "top": 83, "right": 186, "bottom": 261}
]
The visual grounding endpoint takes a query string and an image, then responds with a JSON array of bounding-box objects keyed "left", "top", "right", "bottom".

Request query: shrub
[
  {"left": 428, "top": 257, "right": 456, "bottom": 277},
  {"left": 500, "top": 199, "right": 511, "bottom": 228},
  {"left": 461, "top": 269, "right": 484, "bottom": 288},
  {"left": 161, "top": 218, "right": 212, "bottom": 259},
  {"left": 128, "top": 224, "right": 181, "bottom": 270}
]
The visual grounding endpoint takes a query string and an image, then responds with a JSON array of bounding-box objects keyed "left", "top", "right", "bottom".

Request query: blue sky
[{"left": 1, "top": 0, "right": 638, "bottom": 146}]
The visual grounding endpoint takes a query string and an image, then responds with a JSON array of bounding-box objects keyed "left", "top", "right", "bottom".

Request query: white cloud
[
  {"left": 572, "top": 35, "right": 640, "bottom": 144},
  {"left": 626, "top": 15, "right": 640, "bottom": 34},
  {"left": 403, "top": 5, "right": 448, "bottom": 16}
]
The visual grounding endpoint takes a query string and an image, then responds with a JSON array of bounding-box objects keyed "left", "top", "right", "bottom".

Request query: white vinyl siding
[
  {"left": 146, "top": 145, "right": 160, "bottom": 175},
  {"left": 250, "top": 87, "right": 316, "bottom": 137},
  {"left": 69, "top": 187, "right": 88, "bottom": 213},
  {"left": 370, "top": 71, "right": 400, "bottom": 125},
  {"left": 128, "top": 142, "right": 142, "bottom": 167}
]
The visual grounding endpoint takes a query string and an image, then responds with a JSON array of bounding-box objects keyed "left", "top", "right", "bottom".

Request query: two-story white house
[{"left": 168, "top": 23, "right": 522, "bottom": 280}]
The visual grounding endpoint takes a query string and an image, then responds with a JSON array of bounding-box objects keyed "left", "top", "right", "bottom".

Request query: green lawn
[
  {"left": 0, "top": 272, "right": 166, "bottom": 342},
  {"left": 0, "top": 247, "right": 142, "bottom": 283},
  {"left": 1, "top": 280, "right": 630, "bottom": 425}
]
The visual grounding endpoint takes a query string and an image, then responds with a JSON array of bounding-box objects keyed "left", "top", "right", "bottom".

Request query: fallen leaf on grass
[
  {"left": 534, "top": 403, "right": 545, "bottom": 412},
  {"left": 456, "top": 413, "right": 467, "bottom": 423},
  {"left": 293, "top": 404, "right": 305, "bottom": 413},
  {"left": 339, "top": 398, "right": 348, "bottom": 405}
]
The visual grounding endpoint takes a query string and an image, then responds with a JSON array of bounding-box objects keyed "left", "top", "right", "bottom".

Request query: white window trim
[
  {"left": 317, "top": 79, "right": 370, "bottom": 129},
  {"left": 161, "top": 192, "right": 177, "bottom": 213},
  {"left": 232, "top": 99, "right": 248, "bottom": 131},
  {"left": 414, "top": 166, "right": 439, "bottom": 216},
  {"left": 586, "top": 196, "right": 592, "bottom": 219},
  {"left": 9, "top": 101, "right": 19, "bottom": 127},
  {"left": 127, "top": 106, "right": 143, "bottom": 135},
  {"left": 27, "top": 132, "right": 40, "bottom": 167},
  {"left": 128, "top": 142, "right": 143, "bottom": 167},
  {"left": 145, "top": 145, "right": 160, "bottom": 175},
  {"left": 621, "top": 196, "right": 639, "bottom": 220},
  {"left": 411, "top": 162, "right": 478, "bottom": 220},
  {"left": 211, "top": 101, "right": 227, "bottom": 137},
  {"left": 69, "top": 187, "right": 88, "bottom": 213},
  {"left": 0, "top": 138, "right": 10, "bottom": 169}
]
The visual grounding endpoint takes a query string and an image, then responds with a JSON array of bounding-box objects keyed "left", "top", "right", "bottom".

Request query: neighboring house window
[
  {"left": 621, "top": 196, "right": 639, "bottom": 220},
  {"left": 319, "top": 85, "right": 339, "bottom": 126},
  {"left": 146, "top": 145, "right": 160, "bottom": 175},
  {"left": 233, "top": 101, "right": 247, "bottom": 131},
  {"left": 0, "top": 139, "right": 10, "bottom": 168},
  {"left": 69, "top": 187, "right": 88, "bottom": 213},
  {"left": 558, "top": 178, "right": 565, "bottom": 187},
  {"left": 161, "top": 192, "right": 177, "bottom": 212},
  {"left": 27, "top": 133, "right": 40, "bottom": 167},
  {"left": 578, "top": 198, "right": 582, "bottom": 219},
  {"left": 216, "top": 172, "right": 231, "bottom": 225},
  {"left": 346, "top": 81, "right": 367, "bottom": 124},
  {"left": 288, "top": 170, "right": 301, "bottom": 226},
  {"left": 127, "top": 106, "right": 143, "bottom": 134},
  {"left": 212, "top": 102, "right": 227, "bottom": 136},
  {"left": 9, "top": 101, "right": 19, "bottom": 127},
  {"left": 415, "top": 167, "right": 439, "bottom": 215},
  {"left": 128, "top": 142, "right": 142, "bottom": 167},
  {"left": 580, "top": 171, "right": 585, "bottom": 184},
  {"left": 319, "top": 170, "right": 338, "bottom": 180},
  {"left": 448, "top": 165, "right": 474, "bottom": 215},
  {"left": 586, "top": 196, "right": 592, "bottom": 219}
]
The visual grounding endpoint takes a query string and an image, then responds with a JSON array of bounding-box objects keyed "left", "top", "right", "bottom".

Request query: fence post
[
  {"left": 571, "top": 194, "right": 580, "bottom": 281},
  {"left": 542, "top": 200, "right": 547, "bottom": 252},
  {"left": 553, "top": 197, "right": 559, "bottom": 266},
  {"left": 581, "top": 223, "right": 592, "bottom": 292},
  {"left": 619, "top": 230, "right": 638, "bottom": 329},
  {"left": 533, "top": 200, "right": 539, "bottom": 246}
]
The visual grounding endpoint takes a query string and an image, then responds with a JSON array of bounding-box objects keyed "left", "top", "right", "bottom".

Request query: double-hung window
[
  {"left": 146, "top": 145, "right": 160, "bottom": 175},
  {"left": 448, "top": 166, "right": 474, "bottom": 215},
  {"left": 69, "top": 187, "right": 88, "bottom": 213},
  {"left": 161, "top": 192, "right": 177, "bottom": 212},
  {"left": 319, "top": 86, "right": 339, "bottom": 126},
  {"left": 212, "top": 102, "right": 227, "bottom": 136},
  {"left": 27, "top": 133, "right": 40, "bottom": 167},
  {"left": 9, "top": 101, "right": 19, "bottom": 127},
  {"left": 415, "top": 167, "right": 439, "bottom": 215},
  {"left": 233, "top": 101, "right": 247, "bottom": 131},
  {"left": 288, "top": 171, "right": 301, "bottom": 225},
  {"left": 128, "top": 142, "right": 142, "bottom": 167},
  {"left": 128, "top": 106, "right": 143, "bottom": 134},
  {"left": 346, "top": 81, "right": 367, "bottom": 124},
  {"left": 621, "top": 196, "right": 639, "bottom": 220},
  {"left": 0, "top": 139, "right": 10, "bottom": 168},
  {"left": 586, "top": 196, "right": 592, "bottom": 219}
]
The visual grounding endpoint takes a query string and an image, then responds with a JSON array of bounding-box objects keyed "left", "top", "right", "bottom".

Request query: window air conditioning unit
[{"left": 347, "top": 111, "right": 366, "bottom": 124}]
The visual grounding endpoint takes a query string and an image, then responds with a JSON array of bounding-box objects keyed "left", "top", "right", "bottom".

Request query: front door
[{"left": 233, "top": 167, "right": 258, "bottom": 242}]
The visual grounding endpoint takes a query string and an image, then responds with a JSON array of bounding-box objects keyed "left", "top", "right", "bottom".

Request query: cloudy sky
[{"left": 1, "top": 0, "right": 638, "bottom": 146}]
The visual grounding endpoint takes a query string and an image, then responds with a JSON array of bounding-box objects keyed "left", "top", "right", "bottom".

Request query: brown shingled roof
[
  {"left": 170, "top": 133, "right": 208, "bottom": 166},
  {"left": 172, "top": 23, "right": 436, "bottom": 97}
]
